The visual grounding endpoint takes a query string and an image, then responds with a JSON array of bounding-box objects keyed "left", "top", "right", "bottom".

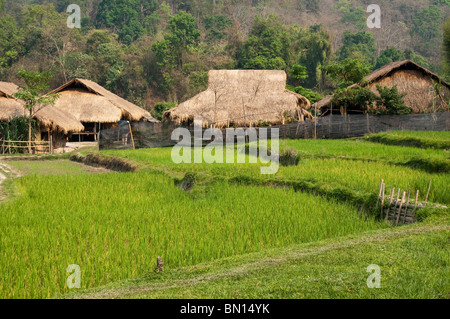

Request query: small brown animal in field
[{"left": 155, "top": 256, "right": 164, "bottom": 272}]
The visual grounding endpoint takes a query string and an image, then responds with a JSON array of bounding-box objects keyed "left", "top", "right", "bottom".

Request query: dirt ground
[
  {"left": 4, "top": 160, "right": 111, "bottom": 176},
  {"left": 54, "top": 142, "right": 98, "bottom": 154}
]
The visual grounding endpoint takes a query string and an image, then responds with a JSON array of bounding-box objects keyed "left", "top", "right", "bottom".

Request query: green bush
[
  {"left": 0, "top": 116, "right": 36, "bottom": 154},
  {"left": 374, "top": 84, "right": 411, "bottom": 115},
  {"left": 279, "top": 148, "right": 301, "bottom": 167},
  {"left": 331, "top": 86, "right": 377, "bottom": 113},
  {"left": 152, "top": 102, "right": 177, "bottom": 121},
  {"left": 286, "top": 85, "right": 323, "bottom": 104}
]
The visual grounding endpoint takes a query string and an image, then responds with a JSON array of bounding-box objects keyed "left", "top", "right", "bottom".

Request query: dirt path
[{"left": 0, "top": 161, "right": 19, "bottom": 201}]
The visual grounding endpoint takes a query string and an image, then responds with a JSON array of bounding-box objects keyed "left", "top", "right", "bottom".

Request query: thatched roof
[
  {"left": 315, "top": 60, "right": 450, "bottom": 112},
  {"left": 0, "top": 81, "right": 20, "bottom": 98},
  {"left": 34, "top": 107, "right": 85, "bottom": 134},
  {"left": 164, "top": 70, "right": 312, "bottom": 128},
  {"left": 364, "top": 60, "right": 450, "bottom": 87},
  {"left": 49, "top": 79, "right": 157, "bottom": 123},
  {"left": 0, "top": 97, "right": 25, "bottom": 121},
  {"left": 0, "top": 81, "right": 84, "bottom": 133}
]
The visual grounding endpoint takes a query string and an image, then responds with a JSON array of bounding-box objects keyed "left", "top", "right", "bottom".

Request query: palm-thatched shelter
[
  {"left": 316, "top": 60, "right": 450, "bottom": 115},
  {"left": 0, "top": 81, "right": 84, "bottom": 150},
  {"left": 163, "top": 70, "right": 312, "bottom": 128},
  {"left": 49, "top": 78, "right": 157, "bottom": 141}
]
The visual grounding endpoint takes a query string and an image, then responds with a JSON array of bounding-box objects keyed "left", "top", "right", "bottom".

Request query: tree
[
  {"left": 338, "top": 31, "right": 377, "bottom": 65},
  {"left": 203, "top": 15, "right": 233, "bottom": 42},
  {"left": 239, "top": 15, "right": 291, "bottom": 70},
  {"left": 323, "top": 58, "right": 374, "bottom": 114},
  {"left": 0, "top": 16, "right": 23, "bottom": 76},
  {"left": 290, "top": 64, "right": 308, "bottom": 86},
  {"left": 286, "top": 84, "right": 323, "bottom": 104},
  {"left": 374, "top": 85, "right": 410, "bottom": 115},
  {"left": 151, "top": 102, "right": 176, "bottom": 121},
  {"left": 21, "top": 4, "right": 82, "bottom": 83},
  {"left": 444, "top": 18, "right": 450, "bottom": 80},
  {"left": 322, "top": 58, "right": 372, "bottom": 88},
  {"left": 331, "top": 86, "right": 377, "bottom": 114},
  {"left": 374, "top": 47, "right": 405, "bottom": 70},
  {"left": 297, "top": 25, "right": 332, "bottom": 88},
  {"left": 96, "top": 0, "right": 159, "bottom": 44},
  {"left": 151, "top": 11, "right": 202, "bottom": 100},
  {"left": 403, "top": 50, "right": 431, "bottom": 69},
  {"left": 412, "top": 6, "right": 442, "bottom": 56},
  {"left": 152, "top": 11, "right": 201, "bottom": 70},
  {"left": 13, "top": 70, "right": 59, "bottom": 153}
]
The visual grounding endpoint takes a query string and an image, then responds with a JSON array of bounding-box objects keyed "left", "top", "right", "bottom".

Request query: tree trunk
[{"left": 28, "top": 109, "right": 33, "bottom": 154}]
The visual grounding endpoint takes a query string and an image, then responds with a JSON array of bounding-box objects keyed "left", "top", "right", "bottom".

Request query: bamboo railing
[{"left": 1, "top": 140, "right": 52, "bottom": 155}]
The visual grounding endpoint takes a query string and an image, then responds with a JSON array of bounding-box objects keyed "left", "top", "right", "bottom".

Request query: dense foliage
[{"left": 0, "top": 0, "right": 448, "bottom": 112}]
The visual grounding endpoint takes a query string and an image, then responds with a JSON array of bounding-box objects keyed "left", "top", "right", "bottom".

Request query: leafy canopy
[{"left": 322, "top": 58, "right": 372, "bottom": 88}]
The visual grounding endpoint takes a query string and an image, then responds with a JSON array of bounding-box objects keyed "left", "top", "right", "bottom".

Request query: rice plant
[{"left": 0, "top": 172, "right": 384, "bottom": 298}]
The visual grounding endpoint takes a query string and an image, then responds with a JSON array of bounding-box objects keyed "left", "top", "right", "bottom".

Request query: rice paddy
[
  {"left": 0, "top": 172, "right": 383, "bottom": 298},
  {"left": 0, "top": 131, "right": 448, "bottom": 299}
]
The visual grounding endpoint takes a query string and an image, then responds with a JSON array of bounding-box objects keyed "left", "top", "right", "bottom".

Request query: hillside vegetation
[{"left": 0, "top": 0, "right": 449, "bottom": 114}]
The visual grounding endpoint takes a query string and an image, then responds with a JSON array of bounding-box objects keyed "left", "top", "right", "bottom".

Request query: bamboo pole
[
  {"left": 396, "top": 192, "right": 406, "bottom": 226},
  {"left": 128, "top": 123, "right": 135, "bottom": 150},
  {"left": 385, "top": 187, "right": 395, "bottom": 221},
  {"left": 376, "top": 180, "right": 384, "bottom": 208},
  {"left": 401, "top": 190, "right": 411, "bottom": 224},
  {"left": 98, "top": 122, "right": 101, "bottom": 151},
  {"left": 380, "top": 183, "right": 386, "bottom": 217},
  {"left": 412, "top": 190, "right": 420, "bottom": 221},
  {"left": 424, "top": 179, "right": 432, "bottom": 207},
  {"left": 314, "top": 103, "right": 317, "bottom": 140},
  {"left": 391, "top": 189, "right": 401, "bottom": 223}
]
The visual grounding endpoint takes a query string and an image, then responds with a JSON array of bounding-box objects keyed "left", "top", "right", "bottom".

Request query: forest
[{"left": 0, "top": 0, "right": 449, "bottom": 116}]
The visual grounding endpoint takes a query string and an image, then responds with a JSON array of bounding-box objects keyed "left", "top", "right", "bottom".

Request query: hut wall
[
  {"left": 366, "top": 70, "right": 450, "bottom": 113},
  {"left": 52, "top": 132, "right": 67, "bottom": 149}
]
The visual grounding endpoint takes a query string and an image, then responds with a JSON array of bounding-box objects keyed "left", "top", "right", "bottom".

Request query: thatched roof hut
[
  {"left": 49, "top": 79, "right": 157, "bottom": 123},
  {"left": 0, "top": 82, "right": 84, "bottom": 134},
  {"left": 316, "top": 60, "right": 450, "bottom": 115},
  {"left": 164, "top": 70, "right": 312, "bottom": 128}
]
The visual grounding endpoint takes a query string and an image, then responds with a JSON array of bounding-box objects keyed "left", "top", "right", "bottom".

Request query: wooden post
[
  {"left": 424, "top": 179, "right": 432, "bottom": 207},
  {"left": 376, "top": 180, "right": 384, "bottom": 208},
  {"left": 391, "top": 189, "right": 401, "bottom": 222},
  {"left": 366, "top": 113, "right": 370, "bottom": 134},
  {"left": 98, "top": 122, "right": 101, "bottom": 151},
  {"left": 412, "top": 190, "right": 420, "bottom": 220},
  {"left": 49, "top": 132, "right": 53, "bottom": 154},
  {"left": 128, "top": 123, "right": 135, "bottom": 150},
  {"left": 402, "top": 190, "right": 411, "bottom": 224},
  {"left": 385, "top": 187, "right": 395, "bottom": 221},
  {"left": 314, "top": 103, "right": 317, "bottom": 140},
  {"left": 396, "top": 192, "right": 406, "bottom": 226},
  {"left": 380, "top": 183, "right": 385, "bottom": 217}
]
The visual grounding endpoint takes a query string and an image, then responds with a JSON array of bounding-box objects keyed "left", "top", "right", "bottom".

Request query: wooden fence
[
  {"left": 1, "top": 140, "right": 52, "bottom": 155},
  {"left": 99, "top": 112, "right": 450, "bottom": 150},
  {"left": 271, "top": 112, "right": 450, "bottom": 140}
]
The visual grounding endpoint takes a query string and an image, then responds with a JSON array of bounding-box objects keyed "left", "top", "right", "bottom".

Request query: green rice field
[{"left": 0, "top": 131, "right": 448, "bottom": 298}]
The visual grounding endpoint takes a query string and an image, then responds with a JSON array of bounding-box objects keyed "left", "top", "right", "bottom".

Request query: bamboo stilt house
[
  {"left": 0, "top": 81, "right": 84, "bottom": 149},
  {"left": 163, "top": 70, "right": 312, "bottom": 128},
  {"left": 316, "top": 60, "right": 450, "bottom": 115},
  {"left": 48, "top": 79, "right": 158, "bottom": 142}
]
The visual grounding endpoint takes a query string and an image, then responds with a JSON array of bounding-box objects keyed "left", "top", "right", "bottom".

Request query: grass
[
  {"left": 0, "top": 130, "right": 448, "bottom": 299},
  {"left": 65, "top": 219, "right": 449, "bottom": 299},
  {"left": 0, "top": 172, "right": 384, "bottom": 298},
  {"left": 365, "top": 131, "right": 450, "bottom": 150},
  {"left": 102, "top": 139, "right": 450, "bottom": 205}
]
